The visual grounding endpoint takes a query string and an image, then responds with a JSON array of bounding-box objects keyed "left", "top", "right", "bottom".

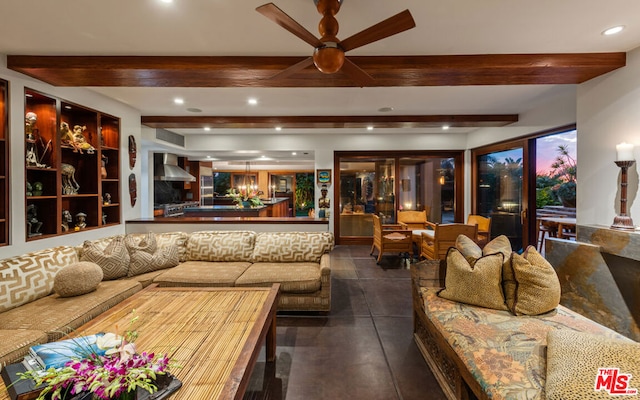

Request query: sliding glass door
[{"left": 335, "top": 151, "right": 464, "bottom": 245}]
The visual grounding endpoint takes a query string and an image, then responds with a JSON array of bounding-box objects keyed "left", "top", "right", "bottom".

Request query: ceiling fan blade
[
  {"left": 339, "top": 10, "right": 416, "bottom": 52},
  {"left": 341, "top": 58, "right": 375, "bottom": 87},
  {"left": 256, "top": 3, "right": 324, "bottom": 48},
  {"left": 269, "top": 57, "right": 314, "bottom": 80}
]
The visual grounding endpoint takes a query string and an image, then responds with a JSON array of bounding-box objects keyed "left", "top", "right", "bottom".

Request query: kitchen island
[{"left": 183, "top": 198, "right": 289, "bottom": 218}]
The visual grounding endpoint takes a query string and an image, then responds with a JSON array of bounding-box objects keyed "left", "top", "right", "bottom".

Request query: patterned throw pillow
[
  {"left": 186, "top": 231, "right": 256, "bottom": 262},
  {"left": 481, "top": 235, "right": 514, "bottom": 305},
  {"left": 0, "top": 246, "right": 78, "bottom": 313},
  {"left": 454, "top": 234, "right": 482, "bottom": 261},
  {"left": 439, "top": 248, "right": 508, "bottom": 310},
  {"left": 124, "top": 232, "right": 157, "bottom": 254},
  {"left": 54, "top": 262, "right": 104, "bottom": 297},
  {"left": 128, "top": 245, "right": 180, "bottom": 277},
  {"left": 509, "top": 246, "right": 561, "bottom": 315},
  {"left": 155, "top": 232, "right": 188, "bottom": 262},
  {"left": 81, "top": 236, "right": 130, "bottom": 280},
  {"left": 251, "top": 232, "right": 335, "bottom": 263},
  {"left": 546, "top": 329, "right": 640, "bottom": 400}
]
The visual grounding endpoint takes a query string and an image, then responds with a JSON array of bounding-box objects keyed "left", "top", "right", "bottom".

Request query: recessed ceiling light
[
  {"left": 603, "top": 25, "right": 625, "bottom": 36},
  {"left": 64, "top": 105, "right": 72, "bottom": 110},
  {"left": 206, "top": 155, "right": 211, "bottom": 159},
  {"left": 367, "top": 126, "right": 374, "bottom": 131},
  {"left": 159, "top": 0, "right": 173, "bottom": 3},
  {"left": 292, "top": 152, "right": 297, "bottom": 155},
  {"left": 442, "top": 125, "right": 450, "bottom": 130},
  {"left": 174, "top": 97, "right": 184, "bottom": 105},
  {"left": 204, "top": 127, "right": 211, "bottom": 131},
  {"left": 275, "top": 126, "right": 282, "bottom": 131},
  {"left": 247, "top": 98, "right": 258, "bottom": 105}
]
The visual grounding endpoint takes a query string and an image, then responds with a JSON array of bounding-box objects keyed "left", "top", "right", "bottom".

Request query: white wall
[
  {"left": 577, "top": 47, "right": 640, "bottom": 226},
  {"left": 0, "top": 56, "right": 142, "bottom": 258}
]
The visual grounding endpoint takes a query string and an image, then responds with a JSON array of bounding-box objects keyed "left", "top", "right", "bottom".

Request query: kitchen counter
[
  {"left": 183, "top": 198, "right": 290, "bottom": 217},
  {"left": 125, "top": 216, "right": 329, "bottom": 234}
]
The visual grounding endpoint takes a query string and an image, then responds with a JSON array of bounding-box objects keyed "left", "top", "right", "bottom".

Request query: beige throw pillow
[
  {"left": 124, "top": 232, "right": 157, "bottom": 254},
  {"left": 546, "top": 329, "right": 640, "bottom": 400},
  {"left": 128, "top": 245, "right": 180, "bottom": 277},
  {"left": 54, "top": 262, "right": 103, "bottom": 297},
  {"left": 509, "top": 246, "right": 561, "bottom": 315},
  {"left": 439, "top": 248, "right": 508, "bottom": 310},
  {"left": 81, "top": 236, "right": 130, "bottom": 280}
]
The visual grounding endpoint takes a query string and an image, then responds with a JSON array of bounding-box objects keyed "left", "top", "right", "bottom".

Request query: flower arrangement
[
  {"left": 226, "top": 188, "right": 263, "bottom": 207},
  {"left": 18, "top": 314, "right": 173, "bottom": 400}
]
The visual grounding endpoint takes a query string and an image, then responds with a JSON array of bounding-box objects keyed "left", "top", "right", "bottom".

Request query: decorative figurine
[
  {"left": 318, "top": 184, "right": 330, "bottom": 209},
  {"left": 60, "top": 122, "right": 95, "bottom": 154},
  {"left": 61, "top": 209, "right": 72, "bottom": 232},
  {"left": 102, "top": 212, "right": 107, "bottom": 225},
  {"left": 27, "top": 204, "right": 43, "bottom": 237},
  {"left": 32, "top": 182, "right": 43, "bottom": 196},
  {"left": 101, "top": 154, "right": 108, "bottom": 178},
  {"left": 103, "top": 193, "right": 111, "bottom": 205},
  {"left": 75, "top": 212, "right": 87, "bottom": 230},
  {"left": 25, "top": 112, "right": 46, "bottom": 168},
  {"left": 26, "top": 181, "right": 33, "bottom": 197},
  {"left": 61, "top": 163, "right": 80, "bottom": 195},
  {"left": 129, "top": 173, "right": 137, "bottom": 207}
]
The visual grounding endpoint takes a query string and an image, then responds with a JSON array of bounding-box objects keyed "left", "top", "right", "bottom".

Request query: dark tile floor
[{"left": 246, "top": 245, "right": 446, "bottom": 400}]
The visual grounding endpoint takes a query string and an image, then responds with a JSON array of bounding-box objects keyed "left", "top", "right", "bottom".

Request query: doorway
[{"left": 335, "top": 151, "right": 464, "bottom": 245}]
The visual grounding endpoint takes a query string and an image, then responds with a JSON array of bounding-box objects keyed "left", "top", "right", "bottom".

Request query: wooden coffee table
[{"left": 1, "top": 284, "right": 280, "bottom": 400}]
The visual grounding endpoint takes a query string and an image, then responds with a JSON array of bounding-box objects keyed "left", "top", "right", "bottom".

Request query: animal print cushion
[
  {"left": 481, "top": 235, "right": 515, "bottom": 305},
  {"left": 509, "top": 246, "right": 561, "bottom": 315},
  {"left": 186, "top": 231, "right": 256, "bottom": 262},
  {"left": 53, "top": 261, "right": 103, "bottom": 297},
  {"left": 454, "top": 234, "right": 482, "bottom": 260},
  {"left": 251, "top": 232, "right": 335, "bottom": 263},
  {"left": 439, "top": 248, "right": 508, "bottom": 311},
  {"left": 0, "top": 246, "right": 79, "bottom": 313},
  {"left": 546, "top": 329, "right": 640, "bottom": 400},
  {"left": 81, "top": 236, "right": 130, "bottom": 280}
]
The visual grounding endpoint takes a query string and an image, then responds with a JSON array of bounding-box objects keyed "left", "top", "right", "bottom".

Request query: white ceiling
[{"left": 2, "top": 0, "right": 640, "bottom": 163}]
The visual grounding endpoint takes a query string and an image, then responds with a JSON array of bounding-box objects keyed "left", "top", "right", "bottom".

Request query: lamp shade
[{"left": 616, "top": 142, "right": 635, "bottom": 161}]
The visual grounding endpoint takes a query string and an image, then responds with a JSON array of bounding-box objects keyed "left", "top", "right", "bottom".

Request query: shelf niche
[
  {"left": 25, "top": 88, "right": 121, "bottom": 241},
  {"left": 0, "top": 79, "right": 8, "bottom": 246}
]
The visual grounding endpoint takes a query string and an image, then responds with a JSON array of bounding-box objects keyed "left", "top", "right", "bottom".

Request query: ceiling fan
[{"left": 256, "top": 0, "right": 416, "bottom": 86}]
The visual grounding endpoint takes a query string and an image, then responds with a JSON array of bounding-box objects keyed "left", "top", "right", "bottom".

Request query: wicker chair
[
  {"left": 397, "top": 208, "right": 432, "bottom": 230},
  {"left": 420, "top": 223, "right": 478, "bottom": 260},
  {"left": 370, "top": 214, "right": 413, "bottom": 263},
  {"left": 466, "top": 214, "right": 492, "bottom": 247}
]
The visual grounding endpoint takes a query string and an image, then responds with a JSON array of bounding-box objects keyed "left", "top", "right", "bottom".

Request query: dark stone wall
[{"left": 545, "top": 226, "right": 640, "bottom": 341}]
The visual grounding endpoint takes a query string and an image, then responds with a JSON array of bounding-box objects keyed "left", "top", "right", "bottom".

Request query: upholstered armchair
[
  {"left": 420, "top": 223, "right": 478, "bottom": 260},
  {"left": 370, "top": 214, "right": 413, "bottom": 263},
  {"left": 466, "top": 214, "right": 492, "bottom": 246},
  {"left": 397, "top": 208, "right": 432, "bottom": 230}
]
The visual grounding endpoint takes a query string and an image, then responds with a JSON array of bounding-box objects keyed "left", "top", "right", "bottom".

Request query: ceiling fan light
[{"left": 313, "top": 46, "right": 345, "bottom": 74}]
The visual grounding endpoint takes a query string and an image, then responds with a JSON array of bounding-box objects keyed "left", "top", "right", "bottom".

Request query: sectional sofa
[{"left": 0, "top": 230, "right": 334, "bottom": 368}]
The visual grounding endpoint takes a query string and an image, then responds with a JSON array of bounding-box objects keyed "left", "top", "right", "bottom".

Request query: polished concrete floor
[{"left": 247, "top": 245, "right": 446, "bottom": 400}]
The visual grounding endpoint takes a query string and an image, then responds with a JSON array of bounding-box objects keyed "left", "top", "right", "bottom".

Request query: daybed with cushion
[
  {"left": 0, "top": 230, "right": 334, "bottom": 369},
  {"left": 411, "top": 234, "right": 639, "bottom": 400}
]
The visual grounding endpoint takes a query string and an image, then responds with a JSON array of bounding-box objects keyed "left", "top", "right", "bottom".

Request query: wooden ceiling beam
[
  {"left": 141, "top": 114, "right": 519, "bottom": 129},
  {"left": 7, "top": 53, "right": 625, "bottom": 88}
]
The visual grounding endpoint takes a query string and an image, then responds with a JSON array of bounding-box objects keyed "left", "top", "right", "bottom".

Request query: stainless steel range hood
[{"left": 154, "top": 153, "right": 196, "bottom": 182}]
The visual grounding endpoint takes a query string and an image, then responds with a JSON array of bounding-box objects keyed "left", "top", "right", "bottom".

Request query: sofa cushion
[
  {"left": 439, "top": 248, "right": 508, "bottom": 311},
  {"left": 153, "top": 261, "right": 252, "bottom": 287},
  {"left": 127, "top": 244, "right": 180, "bottom": 277},
  {"left": 509, "top": 246, "right": 561, "bottom": 315},
  {"left": 0, "top": 246, "right": 79, "bottom": 313},
  {"left": 251, "top": 232, "right": 334, "bottom": 263},
  {"left": 74, "top": 234, "right": 124, "bottom": 258},
  {"left": 186, "top": 231, "right": 256, "bottom": 262},
  {"left": 124, "top": 232, "right": 157, "bottom": 254},
  {"left": 454, "top": 234, "right": 482, "bottom": 260},
  {"left": 0, "top": 280, "right": 142, "bottom": 341},
  {"left": 235, "top": 262, "right": 322, "bottom": 293},
  {"left": 0, "top": 329, "right": 49, "bottom": 367},
  {"left": 420, "top": 287, "right": 631, "bottom": 400},
  {"left": 53, "top": 261, "right": 104, "bottom": 297},
  {"left": 155, "top": 232, "right": 189, "bottom": 262},
  {"left": 546, "top": 329, "right": 639, "bottom": 400},
  {"left": 80, "top": 236, "right": 130, "bottom": 280}
]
